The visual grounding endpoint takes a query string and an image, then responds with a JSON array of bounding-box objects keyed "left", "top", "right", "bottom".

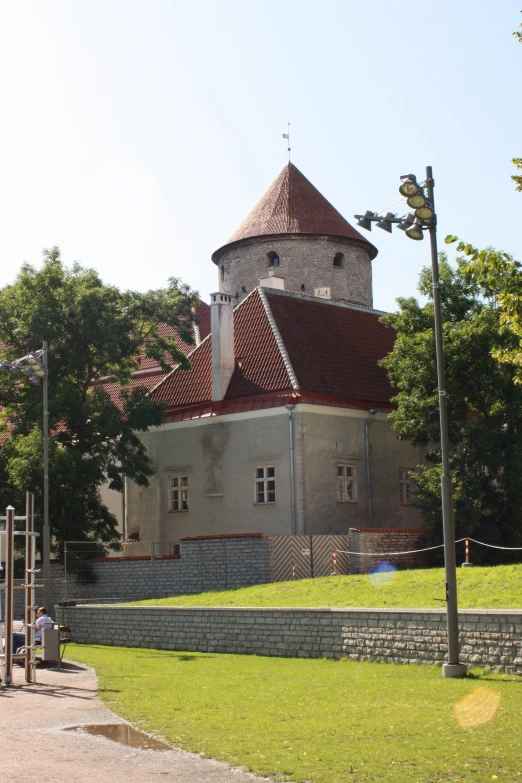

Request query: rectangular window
[
  {"left": 337, "top": 464, "right": 357, "bottom": 502},
  {"left": 169, "top": 476, "right": 189, "bottom": 512},
  {"left": 254, "top": 466, "right": 276, "bottom": 504},
  {"left": 399, "top": 469, "right": 413, "bottom": 505}
]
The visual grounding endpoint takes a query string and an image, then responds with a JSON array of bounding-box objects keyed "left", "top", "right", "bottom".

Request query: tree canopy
[
  {"left": 0, "top": 247, "right": 200, "bottom": 551},
  {"left": 381, "top": 256, "right": 522, "bottom": 561}
]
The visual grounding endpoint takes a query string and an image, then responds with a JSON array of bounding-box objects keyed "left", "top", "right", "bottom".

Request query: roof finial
[{"left": 282, "top": 122, "right": 291, "bottom": 163}]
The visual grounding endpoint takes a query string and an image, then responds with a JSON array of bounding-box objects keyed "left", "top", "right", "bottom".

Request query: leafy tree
[
  {"left": 445, "top": 237, "right": 522, "bottom": 379},
  {"left": 0, "top": 247, "right": 200, "bottom": 553},
  {"left": 381, "top": 257, "right": 522, "bottom": 562}
]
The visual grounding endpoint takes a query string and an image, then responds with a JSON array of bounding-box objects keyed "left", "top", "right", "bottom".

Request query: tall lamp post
[
  {"left": 355, "top": 166, "right": 466, "bottom": 678},
  {"left": 0, "top": 342, "right": 51, "bottom": 611}
]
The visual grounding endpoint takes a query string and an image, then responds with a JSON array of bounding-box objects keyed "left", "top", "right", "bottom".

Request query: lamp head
[
  {"left": 405, "top": 218, "right": 425, "bottom": 241},
  {"left": 397, "top": 213, "right": 415, "bottom": 232},
  {"left": 9, "top": 362, "right": 22, "bottom": 374},
  {"left": 399, "top": 175, "right": 420, "bottom": 197},
  {"left": 376, "top": 212, "right": 395, "bottom": 233},
  {"left": 29, "top": 375, "right": 41, "bottom": 385},
  {"left": 355, "top": 210, "right": 376, "bottom": 231},
  {"left": 0, "top": 360, "right": 11, "bottom": 373},
  {"left": 26, "top": 353, "right": 43, "bottom": 370},
  {"left": 406, "top": 189, "right": 427, "bottom": 209},
  {"left": 415, "top": 202, "right": 435, "bottom": 220}
]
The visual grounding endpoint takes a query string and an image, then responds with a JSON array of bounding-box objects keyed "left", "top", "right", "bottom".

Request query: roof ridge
[
  {"left": 257, "top": 288, "right": 300, "bottom": 391},
  {"left": 261, "top": 286, "right": 387, "bottom": 316}
]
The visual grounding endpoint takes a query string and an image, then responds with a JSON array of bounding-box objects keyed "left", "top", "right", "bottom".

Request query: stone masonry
[
  {"left": 349, "top": 528, "right": 431, "bottom": 573},
  {"left": 61, "top": 605, "right": 522, "bottom": 674},
  {"left": 218, "top": 236, "right": 374, "bottom": 306}
]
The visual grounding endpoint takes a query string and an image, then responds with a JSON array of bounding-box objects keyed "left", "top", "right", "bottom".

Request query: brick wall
[
  {"left": 60, "top": 605, "right": 522, "bottom": 674},
  {"left": 349, "top": 528, "right": 431, "bottom": 574}
]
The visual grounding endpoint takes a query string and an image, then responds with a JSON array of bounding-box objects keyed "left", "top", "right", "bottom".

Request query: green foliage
[
  {"left": 70, "top": 644, "right": 522, "bottom": 783},
  {"left": 125, "top": 564, "right": 522, "bottom": 609},
  {"left": 511, "top": 157, "right": 522, "bottom": 192},
  {"left": 380, "top": 256, "right": 522, "bottom": 559},
  {"left": 0, "top": 247, "right": 200, "bottom": 551},
  {"left": 513, "top": 10, "right": 522, "bottom": 43}
]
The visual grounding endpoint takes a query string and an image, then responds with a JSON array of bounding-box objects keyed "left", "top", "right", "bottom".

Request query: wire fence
[{"left": 63, "top": 540, "right": 181, "bottom": 602}]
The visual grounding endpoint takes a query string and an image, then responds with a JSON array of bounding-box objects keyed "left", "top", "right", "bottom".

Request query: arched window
[
  {"left": 220, "top": 265, "right": 225, "bottom": 281},
  {"left": 267, "top": 251, "right": 280, "bottom": 268},
  {"left": 333, "top": 252, "right": 344, "bottom": 268},
  {"left": 301, "top": 284, "right": 306, "bottom": 291}
]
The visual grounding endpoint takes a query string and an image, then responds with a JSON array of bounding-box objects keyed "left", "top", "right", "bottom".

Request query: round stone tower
[{"left": 212, "top": 163, "right": 378, "bottom": 307}]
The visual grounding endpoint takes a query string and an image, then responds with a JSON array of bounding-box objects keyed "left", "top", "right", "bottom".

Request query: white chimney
[
  {"left": 259, "top": 271, "right": 285, "bottom": 290},
  {"left": 210, "top": 292, "right": 234, "bottom": 401}
]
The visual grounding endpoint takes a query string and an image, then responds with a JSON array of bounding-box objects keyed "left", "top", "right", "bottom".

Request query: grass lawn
[
  {"left": 70, "top": 644, "right": 521, "bottom": 783},
  {"left": 124, "top": 563, "right": 522, "bottom": 609}
]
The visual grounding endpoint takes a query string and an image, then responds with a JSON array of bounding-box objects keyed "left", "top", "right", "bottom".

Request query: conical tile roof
[{"left": 212, "top": 162, "right": 377, "bottom": 263}]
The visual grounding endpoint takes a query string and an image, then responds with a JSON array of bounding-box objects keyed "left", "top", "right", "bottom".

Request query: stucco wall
[
  {"left": 125, "top": 406, "right": 426, "bottom": 541},
  {"left": 217, "top": 236, "right": 373, "bottom": 307},
  {"left": 61, "top": 605, "right": 522, "bottom": 674},
  {"left": 299, "top": 408, "right": 426, "bottom": 533},
  {"left": 126, "top": 408, "right": 294, "bottom": 541}
]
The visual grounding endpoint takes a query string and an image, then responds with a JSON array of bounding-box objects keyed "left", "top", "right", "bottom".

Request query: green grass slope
[{"left": 125, "top": 563, "right": 522, "bottom": 609}]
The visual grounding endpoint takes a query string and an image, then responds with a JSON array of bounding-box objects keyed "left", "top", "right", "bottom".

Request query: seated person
[{"left": 12, "top": 607, "right": 53, "bottom": 653}]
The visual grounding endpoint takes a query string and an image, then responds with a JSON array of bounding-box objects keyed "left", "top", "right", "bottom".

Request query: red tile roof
[
  {"left": 212, "top": 163, "right": 377, "bottom": 263},
  {"left": 151, "top": 288, "right": 395, "bottom": 413},
  {"left": 265, "top": 289, "right": 395, "bottom": 403}
]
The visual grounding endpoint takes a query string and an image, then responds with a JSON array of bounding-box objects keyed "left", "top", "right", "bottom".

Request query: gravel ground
[{"left": 0, "top": 661, "right": 269, "bottom": 783}]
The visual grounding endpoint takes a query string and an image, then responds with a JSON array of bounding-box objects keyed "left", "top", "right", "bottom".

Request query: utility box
[{"left": 41, "top": 628, "right": 60, "bottom": 661}]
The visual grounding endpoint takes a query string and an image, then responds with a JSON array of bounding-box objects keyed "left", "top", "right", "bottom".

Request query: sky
[{"left": 0, "top": 0, "right": 521, "bottom": 313}]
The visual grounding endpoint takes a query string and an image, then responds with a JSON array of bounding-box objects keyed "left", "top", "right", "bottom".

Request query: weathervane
[{"left": 282, "top": 122, "right": 291, "bottom": 162}]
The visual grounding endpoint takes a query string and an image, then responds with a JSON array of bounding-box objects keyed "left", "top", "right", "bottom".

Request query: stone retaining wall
[{"left": 60, "top": 605, "right": 522, "bottom": 674}]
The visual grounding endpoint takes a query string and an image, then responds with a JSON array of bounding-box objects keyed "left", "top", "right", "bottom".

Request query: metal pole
[
  {"left": 425, "top": 166, "right": 466, "bottom": 678},
  {"left": 121, "top": 477, "right": 126, "bottom": 543},
  {"left": 286, "top": 404, "right": 296, "bottom": 535},
  {"left": 365, "top": 410, "right": 376, "bottom": 526},
  {"left": 4, "top": 506, "right": 14, "bottom": 685},
  {"left": 42, "top": 340, "right": 51, "bottom": 611},
  {"left": 24, "top": 493, "right": 35, "bottom": 684}
]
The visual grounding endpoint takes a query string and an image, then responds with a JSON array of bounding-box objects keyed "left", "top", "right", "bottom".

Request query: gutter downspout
[
  {"left": 365, "top": 409, "right": 377, "bottom": 527},
  {"left": 286, "top": 404, "right": 296, "bottom": 535}
]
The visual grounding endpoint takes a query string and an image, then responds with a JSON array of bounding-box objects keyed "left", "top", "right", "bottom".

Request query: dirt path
[{"left": 0, "top": 662, "right": 266, "bottom": 783}]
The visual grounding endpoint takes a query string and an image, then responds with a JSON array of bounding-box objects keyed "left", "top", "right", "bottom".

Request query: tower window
[
  {"left": 333, "top": 252, "right": 344, "bottom": 268},
  {"left": 301, "top": 284, "right": 305, "bottom": 291},
  {"left": 267, "top": 251, "right": 280, "bottom": 267},
  {"left": 220, "top": 265, "right": 225, "bottom": 281}
]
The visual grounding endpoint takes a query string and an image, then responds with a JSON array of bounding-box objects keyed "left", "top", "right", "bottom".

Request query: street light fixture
[
  {"left": 355, "top": 166, "right": 467, "bottom": 679},
  {"left": 0, "top": 342, "right": 51, "bottom": 610}
]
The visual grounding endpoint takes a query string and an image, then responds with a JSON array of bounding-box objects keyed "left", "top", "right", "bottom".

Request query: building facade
[{"left": 123, "top": 163, "right": 426, "bottom": 543}]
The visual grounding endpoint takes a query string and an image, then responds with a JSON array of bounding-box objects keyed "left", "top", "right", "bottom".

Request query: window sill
[
  {"left": 168, "top": 510, "right": 190, "bottom": 514},
  {"left": 337, "top": 500, "right": 358, "bottom": 504},
  {"left": 253, "top": 503, "right": 277, "bottom": 507}
]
